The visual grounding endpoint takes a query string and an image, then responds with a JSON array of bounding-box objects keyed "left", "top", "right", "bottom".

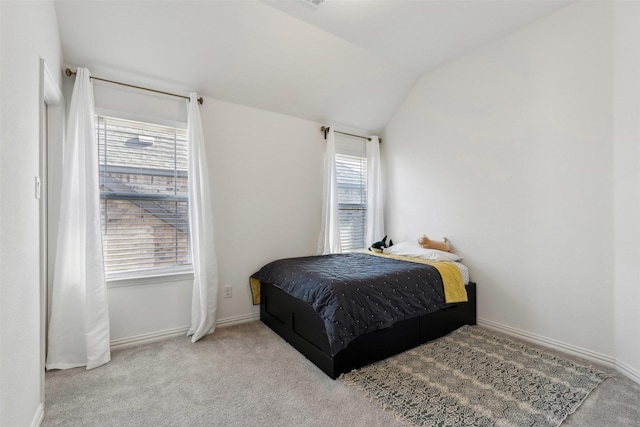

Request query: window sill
[{"left": 106, "top": 268, "right": 194, "bottom": 288}]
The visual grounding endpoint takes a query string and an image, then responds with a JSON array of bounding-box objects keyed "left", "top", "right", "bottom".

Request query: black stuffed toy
[{"left": 369, "top": 235, "right": 393, "bottom": 252}]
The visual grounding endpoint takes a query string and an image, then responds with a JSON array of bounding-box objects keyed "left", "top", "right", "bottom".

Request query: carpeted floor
[{"left": 44, "top": 321, "right": 640, "bottom": 427}]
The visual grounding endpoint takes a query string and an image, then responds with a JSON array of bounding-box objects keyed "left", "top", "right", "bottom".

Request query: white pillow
[{"left": 383, "top": 240, "right": 462, "bottom": 262}]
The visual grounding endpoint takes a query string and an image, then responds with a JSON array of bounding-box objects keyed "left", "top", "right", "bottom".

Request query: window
[
  {"left": 335, "top": 153, "right": 367, "bottom": 251},
  {"left": 96, "top": 115, "right": 190, "bottom": 276}
]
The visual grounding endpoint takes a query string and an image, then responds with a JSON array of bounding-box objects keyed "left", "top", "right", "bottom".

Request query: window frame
[
  {"left": 95, "top": 109, "right": 193, "bottom": 281},
  {"left": 335, "top": 136, "right": 368, "bottom": 252}
]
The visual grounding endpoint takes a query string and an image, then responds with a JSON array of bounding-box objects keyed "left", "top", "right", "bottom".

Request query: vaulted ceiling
[{"left": 54, "top": 0, "right": 572, "bottom": 133}]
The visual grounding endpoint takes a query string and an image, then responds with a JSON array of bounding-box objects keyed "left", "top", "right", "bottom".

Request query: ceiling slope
[
  {"left": 54, "top": 0, "right": 571, "bottom": 133},
  {"left": 265, "top": 0, "right": 573, "bottom": 76}
]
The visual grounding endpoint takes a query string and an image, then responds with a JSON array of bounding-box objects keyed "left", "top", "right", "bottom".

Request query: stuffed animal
[
  {"left": 369, "top": 235, "right": 393, "bottom": 252},
  {"left": 418, "top": 235, "right": 451, "bottom": 252}
]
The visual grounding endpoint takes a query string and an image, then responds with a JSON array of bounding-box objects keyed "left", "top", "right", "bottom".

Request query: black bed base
[{"left": 260, "top": 282, "right": 477, "bottom": 379}]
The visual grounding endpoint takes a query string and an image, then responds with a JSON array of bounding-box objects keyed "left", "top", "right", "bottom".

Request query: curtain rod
[
  {"left": 65, "top": 68, "right": 203, "bottom": 105},
  {"left": 320, "top": 126, "right": 382, "bottom": 143}
]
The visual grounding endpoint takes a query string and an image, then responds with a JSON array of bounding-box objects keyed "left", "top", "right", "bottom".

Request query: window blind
[
  {"left": 335, "top": 153, "right": 367, "bottom": 251},
  {"left": 96, "top": 115, "right": 191, "bottom": 275}
]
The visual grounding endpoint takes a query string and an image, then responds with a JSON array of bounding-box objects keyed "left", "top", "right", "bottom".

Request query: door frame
[{"left": 39, "top": 59, "right": 64, "bottom": 403}]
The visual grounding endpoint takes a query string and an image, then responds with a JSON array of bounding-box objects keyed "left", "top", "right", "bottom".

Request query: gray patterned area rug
[{"left": 341, "top": 325, "right": 609, "bottom": 427}]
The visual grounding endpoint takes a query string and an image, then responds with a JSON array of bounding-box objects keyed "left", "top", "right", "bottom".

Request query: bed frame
[{"left": 260, "top": 281, "right": 477, "bottom": 379}]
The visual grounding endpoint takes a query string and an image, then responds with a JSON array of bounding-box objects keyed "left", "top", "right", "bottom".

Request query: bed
[{"left": 250, "top": 247, "right": 477, "bottom": 379}]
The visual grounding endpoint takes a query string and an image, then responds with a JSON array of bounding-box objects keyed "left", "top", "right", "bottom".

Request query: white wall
[
  {"left": 202, "top": 97, "right": 326, "bottom": 322},
  {"left": 613, "top": 2, "right": 640, "bottom": 383},
  {"left": 67, "top": 78, "right": 327, "bottom": 345},
  {"left": 0, "top": 1, "right": 62, "bottom": 425},
  {"left": 383, "top": 2, "right": 616, "bottom": 361}
]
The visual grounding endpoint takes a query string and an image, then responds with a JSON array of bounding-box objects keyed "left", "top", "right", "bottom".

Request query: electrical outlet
[{"left": 224, "top": 286, "right": 232, "bottom": 298}]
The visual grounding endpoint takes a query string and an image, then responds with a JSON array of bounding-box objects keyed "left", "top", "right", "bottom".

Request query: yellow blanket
[
  {"left": 367, "top": 252, "right": 468, "bottom": 303},
  {"left": 250, "top": 277, "right": 261, "bottom": 305}
]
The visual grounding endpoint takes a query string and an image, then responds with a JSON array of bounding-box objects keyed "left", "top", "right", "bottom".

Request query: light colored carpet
[
  {"left": 341, "top": 325, "right": 608, "bottom": 427},
  {"left": 43, "top": 321, "right": 398, "bottom": 427},
  {"left": 44, "top": 321, "right": 640, "bottom": 427}
]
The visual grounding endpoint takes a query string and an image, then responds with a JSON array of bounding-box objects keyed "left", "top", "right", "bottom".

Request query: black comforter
[{"left": 251, "top": 252, "right": 449, "bottom": 355}]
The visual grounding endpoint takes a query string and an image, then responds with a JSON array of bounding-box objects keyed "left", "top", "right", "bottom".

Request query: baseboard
[
  {"left": 110, "top": 326, "right": 191, "bottom": 351},
  {"left": 31, "top": 403, "right": 44, "bottom": 427},
  {"left": 615, "top": 359, "right": 640, "bottom": 386},
  {"left": 110, "top": 312, "right": 260, "bottom": 350},
  {"left": 216, "top": 312, "right": 260, "bottom": 328},
  {"left": 477, "top": 318, "right": 615, "bottom": 368}
]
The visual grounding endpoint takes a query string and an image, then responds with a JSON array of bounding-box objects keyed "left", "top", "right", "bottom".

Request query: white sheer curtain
[
  {"left": 46, "top": 68, "right": 111, "bottom": 370},
  {"left": 366, "top": 136, "right": 384, "bottom": 246},
  {"left": 186, "top": 92, "right": 219, "bottom": 343},
  {"left": 317, "top": 126, "right": 342, "bottom": 255}
]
